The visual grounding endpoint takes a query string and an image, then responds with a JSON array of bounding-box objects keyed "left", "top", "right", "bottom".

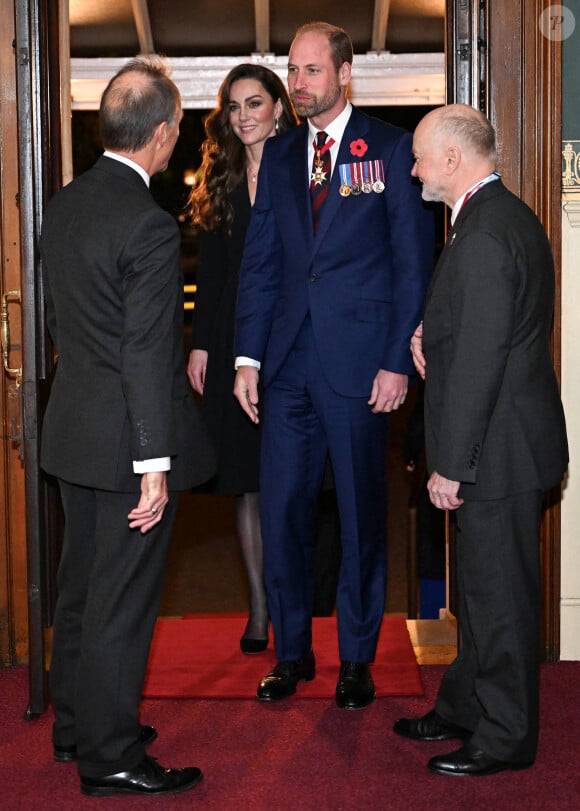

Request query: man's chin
[
  {"left": 421, "top": 188, "right": 439, "bottom": 203},
  {"left": 292, "top": 100, "right": 313, "bottom": 118}
]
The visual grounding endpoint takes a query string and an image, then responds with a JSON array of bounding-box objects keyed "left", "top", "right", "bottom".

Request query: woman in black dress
[{"left": 187, "top": 64, "right": 298, "bottom": 653}]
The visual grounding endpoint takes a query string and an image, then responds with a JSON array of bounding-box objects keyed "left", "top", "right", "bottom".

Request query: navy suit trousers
[{"left": 260, "top": 317, "right": 388, "bottom": 663}]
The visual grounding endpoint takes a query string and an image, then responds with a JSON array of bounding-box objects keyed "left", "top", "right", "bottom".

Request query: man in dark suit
[
  {"left": 393, "top": 104, "right": 568, "bottom": 776},
  {"left": 40, "top": 58, "right": 214, "bottom": 796},
  {"left": 233, "top": 22, "right": 434, "bottom": 709}
]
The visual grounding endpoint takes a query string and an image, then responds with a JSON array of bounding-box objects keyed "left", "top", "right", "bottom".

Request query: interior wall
[{"left": 560, "top": 0, "right": 580, "bottom": 660}]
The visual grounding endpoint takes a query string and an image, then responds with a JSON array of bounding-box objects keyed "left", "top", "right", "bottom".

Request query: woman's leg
[{"left": 236, "top": 491, "right": 269, "bottom": 646}]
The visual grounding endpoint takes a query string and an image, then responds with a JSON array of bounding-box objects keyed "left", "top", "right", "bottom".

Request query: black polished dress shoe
[
  {"left": 428, "top": 743, "right": 534, "bottom": 777},
  {"left": 54, "top": 724, "right": 158, "bottom": 763},
  {"left": 256, "top": 650, "right": 316, "bottom": 701},
  {"left": 80, "top": 754, "right": 203, "bottom": 796},
  {"left": 393, "top": 709, "right": 470, "bottom": 742},
  {"left": 335, "top": 662, "right": 375, "bottom": 709}
]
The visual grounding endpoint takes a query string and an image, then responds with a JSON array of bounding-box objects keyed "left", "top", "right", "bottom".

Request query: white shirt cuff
[
  {"left": 234, "top": 356, "right": 261, "bottom": 370},
  {"left": 133, "top": 457, "right": 171, "bottom": 474}
]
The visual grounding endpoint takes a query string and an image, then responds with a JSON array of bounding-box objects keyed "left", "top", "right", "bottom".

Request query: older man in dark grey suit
[
  {"left": 40, "top": 58, "right": 214, "bottom": 797},
  {"left": 393, "top": 104, "right": 568, "bottom": 777}
]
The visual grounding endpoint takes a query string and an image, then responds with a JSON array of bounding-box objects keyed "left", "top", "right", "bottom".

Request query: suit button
[{"left": 310, "top": 273, "right": 318, "bottom": 282}]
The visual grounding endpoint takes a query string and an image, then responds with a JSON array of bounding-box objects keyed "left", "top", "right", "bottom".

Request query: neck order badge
[{"left": 310, "top": 131, "right": 335, "bottom": 232}]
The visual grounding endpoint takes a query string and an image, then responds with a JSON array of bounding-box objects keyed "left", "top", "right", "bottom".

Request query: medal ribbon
[{"left": 310, "top": 131, "right": 335, "bottom": 232}]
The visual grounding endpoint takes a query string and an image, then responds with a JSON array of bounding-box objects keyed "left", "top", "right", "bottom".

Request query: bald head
[
  {"left": 424, "top": 104, "right": 497, "bottom": 162},
  {"left": 412, "top": 104, "right": 498, "bottom": 208},
  {"left": 100, "top": 56, "right": 181, "bottom": 154}
]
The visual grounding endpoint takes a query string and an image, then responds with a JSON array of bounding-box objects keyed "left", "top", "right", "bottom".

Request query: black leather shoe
[
  {"left": 393, "top": 709, "right": 470, "bottom": 742},
  {"left": 256, "top": 650, "right": 315, "bottom": 701},
  {"left": 80, "top": 754, "right": 203, "bottom": 796},
  {"left": 428, "top": 744, "right": 534, "bottom": 777},
  {"left": 54, "top": 724, "right": 158, "bottom": 763},
  {"left": 335, "top": 662, "right": 375, "bottom": 709}
]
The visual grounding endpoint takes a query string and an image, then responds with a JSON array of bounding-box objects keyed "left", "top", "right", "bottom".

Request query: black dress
[{"left": 190, "top": 181, "right": 260, "bottom": 495}]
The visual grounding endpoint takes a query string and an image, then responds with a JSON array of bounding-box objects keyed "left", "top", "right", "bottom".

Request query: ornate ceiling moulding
[{"left": 70, "top": 53, "right": 445, "bottom": 110}]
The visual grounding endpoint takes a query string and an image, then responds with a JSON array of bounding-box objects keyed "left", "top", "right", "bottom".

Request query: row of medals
[
  {"left": 339, "top": 178, "right": 385, "bottom": 197},
  {"left": 312, "top": 153, "right": 385, "bottom": 197}
]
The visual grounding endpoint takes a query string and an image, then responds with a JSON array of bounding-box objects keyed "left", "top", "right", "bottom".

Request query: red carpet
[
  {"left": 2, "top": 663, "right": 580, "bottom": 809},
  {"left": 143, "top": 615, "right": 422, "bottom": 698}
]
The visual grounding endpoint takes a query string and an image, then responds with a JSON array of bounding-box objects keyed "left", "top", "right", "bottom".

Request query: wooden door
[{"left": 1, "top": 0, "right": 62, "bottom": 714}]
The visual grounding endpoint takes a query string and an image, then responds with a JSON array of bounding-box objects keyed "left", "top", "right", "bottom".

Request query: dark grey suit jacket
[
  {"left": 40, "top": 155, "right": 215, "bottom": 492},
  {"left": 422, "top": 180, "right": 567, "bottom": 501}
]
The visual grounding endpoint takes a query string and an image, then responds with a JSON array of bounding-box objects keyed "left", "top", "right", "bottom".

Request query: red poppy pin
[{"left": 350, "top": 138, "right": 368, "bottom": 157}]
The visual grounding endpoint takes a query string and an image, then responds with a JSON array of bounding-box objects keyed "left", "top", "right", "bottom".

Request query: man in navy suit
[
  {"left": 393, "top": 104, "right": 568, "bottom": 776},
  {"left": 233, "top": 22, "right": 434, "bottom": 708}
]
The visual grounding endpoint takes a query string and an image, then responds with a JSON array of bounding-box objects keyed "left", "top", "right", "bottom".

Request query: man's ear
[
  {"left": 339, "top": 61, "right": 352, "bottom": 88},
  {"left": 156, "top": 120, "right": 168, "bottom": 148},
  {"left": 446, "top": 146, "right": 460, "bottom": 174}
]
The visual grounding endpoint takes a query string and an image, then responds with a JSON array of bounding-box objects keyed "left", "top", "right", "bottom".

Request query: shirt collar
[
  {"left": 451, "top": 172, "right": 500, "bottom": 224},
  {"left": 103, "top": 151, "right": 150, "bottom": 187},
  {"left": 308, "top": 101, "right": 353, "bottom": 146}
]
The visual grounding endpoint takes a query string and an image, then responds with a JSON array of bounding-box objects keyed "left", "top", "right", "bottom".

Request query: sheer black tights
[{"left": 236, "top": 492, "right": 269, "bottom": 640}]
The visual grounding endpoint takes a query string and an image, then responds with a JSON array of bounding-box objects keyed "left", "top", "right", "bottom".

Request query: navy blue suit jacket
[{"left": 235, "top": 107, "right": 434, "bottom": 396}]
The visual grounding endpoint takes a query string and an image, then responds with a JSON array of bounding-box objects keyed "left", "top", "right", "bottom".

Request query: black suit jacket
[
  {"left": 422, "top": 180, "right": 568, "bottom": 500},
  {"left": 40, "top": 156, "right": 215, "bottom": 492}
]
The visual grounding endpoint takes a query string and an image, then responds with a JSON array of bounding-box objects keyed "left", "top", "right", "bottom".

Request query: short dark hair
[
  {"left": 99, "top": 56, "right": 180, "bottom": 153},
  {"left": 293, "top": 22, "right": 353, "bottom": 71}
]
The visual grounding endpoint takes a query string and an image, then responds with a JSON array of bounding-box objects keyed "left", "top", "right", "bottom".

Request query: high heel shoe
[
  {"left": 240, "top": 635, "right": 269, "bottom": 655},
  {"left": 240, "top": 619, "right": 269, "bottom": 655}
]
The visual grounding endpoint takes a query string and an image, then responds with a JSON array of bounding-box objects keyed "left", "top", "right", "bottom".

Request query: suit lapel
[
  {"left": 450, "top": 178, "right": 505, "bottom": 235},
  {"left": 427, "top": 180, "right": 507, "bottom": 304},
  {"left": 286, "top": 126, "right": 315, "bottom": 250},
  {"left": 313, "top": 108, "right": 369, "bottom": 245}
]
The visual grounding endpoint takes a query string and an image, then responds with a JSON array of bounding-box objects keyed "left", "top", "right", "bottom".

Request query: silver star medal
[{"left": 311, "top": 164, "right": 327, "bottom": 185}]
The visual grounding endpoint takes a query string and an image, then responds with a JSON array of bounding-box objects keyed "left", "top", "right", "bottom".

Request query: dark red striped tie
[{"left": 310, "top": 131, "right": 333, "bottom": 233}]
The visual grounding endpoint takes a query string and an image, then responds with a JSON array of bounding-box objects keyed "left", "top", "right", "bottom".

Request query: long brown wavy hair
[{"left": 186, "top": 63, "right": 298, "bottom": 234}]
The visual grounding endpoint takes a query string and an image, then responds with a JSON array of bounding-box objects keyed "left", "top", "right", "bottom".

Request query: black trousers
[
  {"left": 435, "top": 490, "right": 543, "bottom": 763},
  {"left": 50, "top": 480, "right": 179, "bottom": 778}
]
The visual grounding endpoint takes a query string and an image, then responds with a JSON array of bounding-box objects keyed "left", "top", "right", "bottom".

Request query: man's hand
[
  {"left": 410, "top": 322, "right": 426, "bottom": 380},
  {"left": 187, "top": 349, "right": 208, "bottom": 395},
  {"left": 128, "top": 471, "right": 169, "bottom": 534},
  {"left": 427, "top": 471, "right": 464, "bottom": 511},
  {"left": 233, "top": 365, "right": 260, "bottom": 424},
  {"left": 368, "top": 370, "right": 408, "bottom": 413}
]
